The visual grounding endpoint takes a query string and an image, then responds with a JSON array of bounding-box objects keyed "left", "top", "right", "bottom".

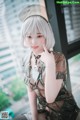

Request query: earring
[{"left": 50, "top": 48, "right": 53, "bottom": 52}]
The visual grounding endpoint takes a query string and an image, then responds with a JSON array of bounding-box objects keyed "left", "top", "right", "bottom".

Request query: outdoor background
[{"left": 0, "top": 0, "right": 80, "bottom": 119}]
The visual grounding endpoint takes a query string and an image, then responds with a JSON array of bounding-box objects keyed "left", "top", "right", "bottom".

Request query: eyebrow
[{"left": 37, "top": 33, "right": 43, "bottom": 35}]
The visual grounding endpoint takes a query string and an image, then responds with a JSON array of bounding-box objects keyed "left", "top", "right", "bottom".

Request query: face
[{"left": 24, "top": 33, "right": 46, "bottom": 55}]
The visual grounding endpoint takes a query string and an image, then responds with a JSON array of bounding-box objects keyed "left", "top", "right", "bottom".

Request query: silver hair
[{"left": 21, "top": 16, "right": 55, "bottom": 50}]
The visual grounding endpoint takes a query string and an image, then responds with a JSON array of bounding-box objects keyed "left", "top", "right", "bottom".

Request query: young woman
[{"left": 14, "top": 5, "right": 79, "bottom": 120}]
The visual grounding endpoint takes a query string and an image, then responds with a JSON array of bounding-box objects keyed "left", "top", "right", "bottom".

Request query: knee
[{"left": 14, "top": 114, "right": 27, "bottom": 120}]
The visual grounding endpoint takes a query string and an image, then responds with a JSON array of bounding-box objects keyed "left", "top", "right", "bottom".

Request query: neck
[
  {"left": 32, "top": 52, "right": 41, "bottom": 59},
  {"left": 31, "top": 52, "right": 41, "bottom": 66},
  {"left": 32, "top": 52, "right": 40, "bottom": 57},
  {"left": 32, "top": 49, "right": 44, "bottom": 56}
]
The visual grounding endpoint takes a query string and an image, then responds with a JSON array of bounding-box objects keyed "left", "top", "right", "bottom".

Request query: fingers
[
  {"left": 38, "top": 44, "right": 48, "bottom": 56},
  {"left": 38, "top": 44, "right": 49, "bottom": 56}
]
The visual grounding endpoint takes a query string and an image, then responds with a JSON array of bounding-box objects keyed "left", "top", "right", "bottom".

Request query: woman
[{"left": 14, "top": 5, "right": 79, "bottom": 120}]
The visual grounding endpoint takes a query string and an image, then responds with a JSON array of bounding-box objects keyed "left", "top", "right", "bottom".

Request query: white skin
[{"left": 24, "top": 33, "right": 63, "bottom": 120}]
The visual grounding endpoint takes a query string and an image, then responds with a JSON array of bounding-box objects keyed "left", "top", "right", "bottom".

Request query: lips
[{"left": 31, "top": 46, "right": 39, "bottom": 49}]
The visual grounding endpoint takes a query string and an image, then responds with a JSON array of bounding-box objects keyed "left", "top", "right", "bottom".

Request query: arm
[
  {"left": 45, "top": 53, "right": 66, "bottom": 103},
  {"left": 45, "top": 56, "right": 63, "bottom": 103},
  {"left": 27, "top": 86, "right": 38, "bottom": 120},
  {"left": 39, "top": 44, "right": 66, "bottom": 104}
]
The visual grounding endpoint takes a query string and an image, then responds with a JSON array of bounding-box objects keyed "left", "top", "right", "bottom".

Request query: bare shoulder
[{"left": 53, "top": 51, "right": 65, "bottom": 62}]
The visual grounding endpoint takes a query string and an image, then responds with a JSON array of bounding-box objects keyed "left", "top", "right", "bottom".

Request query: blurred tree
[
  {"left": 9, "top": 77, "right": 27, "bottom": 101},
  {"left": 0, "top": 90, "right": 11, "bottom": 111}
]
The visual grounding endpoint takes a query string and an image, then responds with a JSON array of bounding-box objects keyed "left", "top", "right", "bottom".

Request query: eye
[
  {"left": 37, "top": 35, "right": 43, "bottom": 38},
  {"left": 27, "top": 36, "right": 32, "bottom": 39}
]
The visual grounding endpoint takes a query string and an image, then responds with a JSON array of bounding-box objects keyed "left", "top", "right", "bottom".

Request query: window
[
  {"left": 68, "top": 54, "right": 80, "bottom": 106},
  {"left": 63, "top": 6, "right": 80, "bottom": 44}
]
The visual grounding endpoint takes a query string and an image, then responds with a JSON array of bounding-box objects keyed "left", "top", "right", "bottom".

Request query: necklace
[
  {"left": 24, "top": 52, "right": 42, "bottom": 84},
  {"left": 32, "top": 53, "right": 41, "bottom": 70},
  {"left": 24, "top": 52, "right": 45, "bottom": 85}
]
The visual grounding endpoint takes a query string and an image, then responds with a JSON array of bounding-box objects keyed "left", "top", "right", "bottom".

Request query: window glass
[
  {"left": 63, "top": 6, "right": 80, "bottom": 44},
  {"left": 68, "top": 54, "right": 80, "bottom": 107}
]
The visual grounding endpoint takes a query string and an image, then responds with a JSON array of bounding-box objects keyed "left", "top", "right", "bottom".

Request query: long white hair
[{"left": 22, "top": 16, "right": 55, "bottom": 50}]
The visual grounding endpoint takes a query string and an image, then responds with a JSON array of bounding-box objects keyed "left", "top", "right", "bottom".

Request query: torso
[{"left": 23, "top": 51, "right": 79, "bottom": 119}]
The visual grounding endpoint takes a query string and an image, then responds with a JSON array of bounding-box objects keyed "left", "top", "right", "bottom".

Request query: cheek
[
  {"left": 23, "top": 39, "right": 31, "bottom": 47},
  {"left": 40, "top": 39, "right": 46, "bottom": 44}
]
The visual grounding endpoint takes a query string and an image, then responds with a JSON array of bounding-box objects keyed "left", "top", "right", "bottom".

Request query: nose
[{"left": 32, "top": 38, "right": 37, "bottom": 45}]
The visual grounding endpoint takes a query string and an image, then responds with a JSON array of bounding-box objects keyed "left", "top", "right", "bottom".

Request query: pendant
[
  {"left": 32, "top": 68, "right": 39, "bottom": 81},
  {"left": 34, "top": 65, "right": 38, "bottom": 71}
]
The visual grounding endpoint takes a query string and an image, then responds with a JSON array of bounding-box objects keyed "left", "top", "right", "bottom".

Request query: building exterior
[{"left": 0, "top": 0, "right": 18, "bottom": 89}]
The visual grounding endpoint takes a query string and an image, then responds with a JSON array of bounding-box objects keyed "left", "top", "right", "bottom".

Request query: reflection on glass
[
  {"left": 68, "top": 54, "right": 80, "bottom": 107},
  {"left": 63, "top": 6, "right": 80, "bottom": 44}
]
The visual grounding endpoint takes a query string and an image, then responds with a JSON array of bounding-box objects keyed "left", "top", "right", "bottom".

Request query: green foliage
[
  {"left": 0, "top": 90, "right": 11, "bottom": 111},
  {"left": 9, "top": 77, "right": 27, "bottom": 101},
  {"left": 72, "top": 54, "right": 80, "bottom": 62}
]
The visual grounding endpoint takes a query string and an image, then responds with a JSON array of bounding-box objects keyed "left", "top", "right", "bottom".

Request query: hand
[{"left": 39, "top": 44, "right": 55, "bottom": 66}]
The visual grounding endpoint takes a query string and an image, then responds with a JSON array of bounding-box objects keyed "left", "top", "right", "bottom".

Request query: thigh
[
  {"left": 38, "top": 113, "right": 47, "bottom": 120},
  {"left": 14, "top": 111, "right": 49, "bottom": 120},
  {"left": 25, "top": 113, "right": 46, "bottom": 120},
  {"left": 14, "top": 114, "right": 27, "bottom": 120},
  {"left": 24, "top": 112, "right": 47, "bottom": 120}
]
